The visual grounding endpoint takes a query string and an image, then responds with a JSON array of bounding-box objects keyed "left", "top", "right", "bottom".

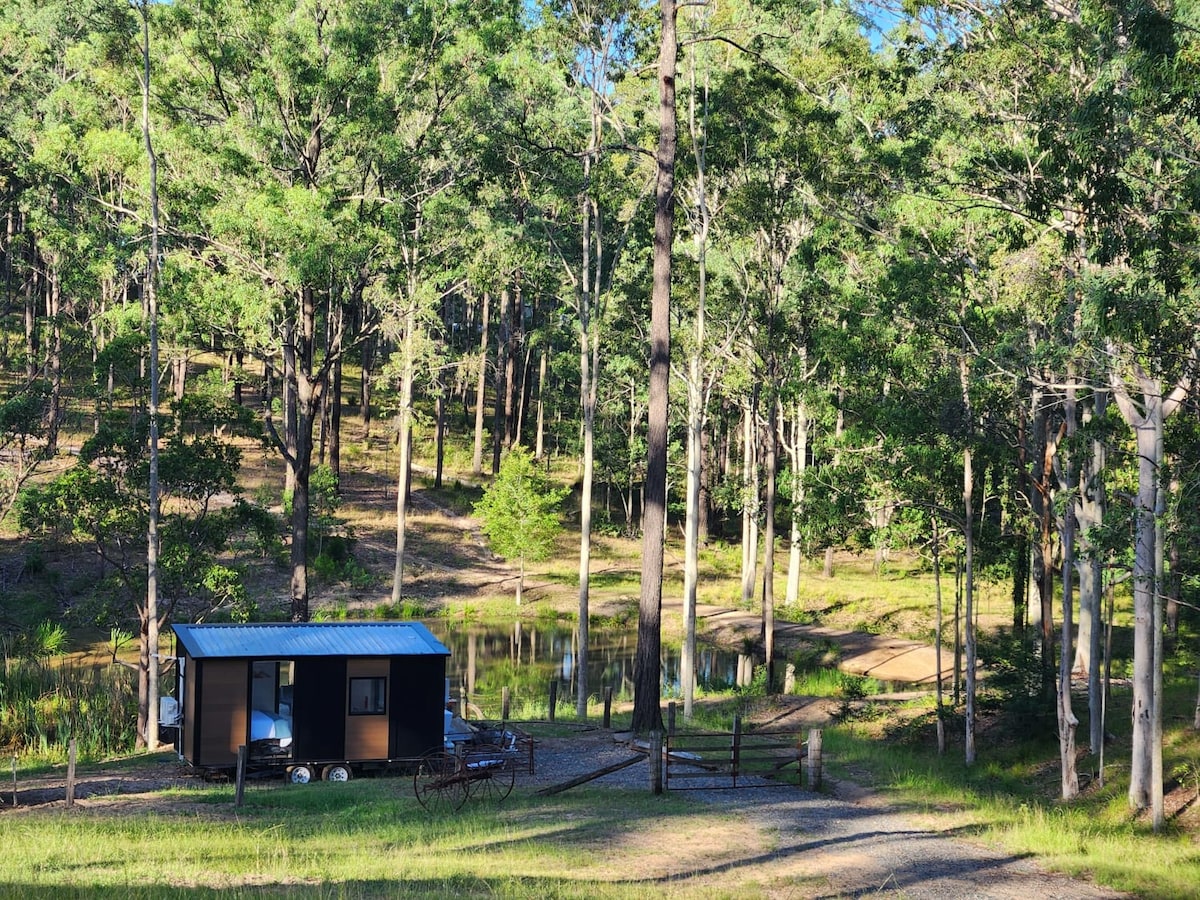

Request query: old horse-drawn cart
[{"left": 413, "top": 720, "right": 527, "bottom": 811}]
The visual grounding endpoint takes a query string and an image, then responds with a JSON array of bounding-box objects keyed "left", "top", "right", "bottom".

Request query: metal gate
[{"left": 663, "top": 725, "right": 808, "bottom": 791}]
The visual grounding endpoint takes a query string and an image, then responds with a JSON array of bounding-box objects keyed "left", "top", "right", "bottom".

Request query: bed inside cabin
[{"left": 249, "top": 659, "right": 294, "bottom": 759}]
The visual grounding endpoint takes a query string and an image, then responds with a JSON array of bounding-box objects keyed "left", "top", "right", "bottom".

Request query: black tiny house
[{"left": 172, "top": 622, "right": 450, "bottom": 781}]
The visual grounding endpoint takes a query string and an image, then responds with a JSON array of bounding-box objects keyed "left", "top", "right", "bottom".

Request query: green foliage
[
  {"left": 473, "top": 447, "right": 568, "bottom": 573},
  {"left": 0, "top": 659, "right": 137, "bottom": 762},
  {"left": 8, "top": 621, "right": 69, "bottom": 661}
]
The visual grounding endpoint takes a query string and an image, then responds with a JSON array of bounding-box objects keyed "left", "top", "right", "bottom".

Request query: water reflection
[{"left": 423, "top": 619, "right": 759, "bottom": 715}]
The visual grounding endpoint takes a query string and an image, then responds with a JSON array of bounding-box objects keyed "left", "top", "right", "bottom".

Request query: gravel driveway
[{"left": 526, "top": 731, "right": 1125, "bottom": 899}]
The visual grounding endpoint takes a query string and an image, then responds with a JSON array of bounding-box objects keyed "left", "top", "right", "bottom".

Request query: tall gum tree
[
  {"left": 158, "top": 0, "right": 387, "bottom": 621},
  {"left": 632, "top": 0, "right": 676, "bottom": 737},
  {"left": 518, "top": 0, "right": 654, "bottom": 718}
]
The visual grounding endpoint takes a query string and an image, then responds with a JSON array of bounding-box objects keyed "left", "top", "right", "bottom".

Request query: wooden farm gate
[{"left": 663, "top": 723, "right": 818, "bottom": 791}]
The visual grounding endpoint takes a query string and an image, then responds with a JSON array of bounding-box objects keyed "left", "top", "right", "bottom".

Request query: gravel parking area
[{"left": 524, "top": 730, "right": 1125, "bottom": 899}]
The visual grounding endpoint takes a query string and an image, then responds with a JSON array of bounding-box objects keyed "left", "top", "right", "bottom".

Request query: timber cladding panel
[
  {"left": 198, "top": 659, "right": 248, "bottom": 767},
  {"left": 345, "top": 659, "right": 390, "bottom": 759},
  {"left": 182, "top": 655, "right": 197, "bottom": 765}
]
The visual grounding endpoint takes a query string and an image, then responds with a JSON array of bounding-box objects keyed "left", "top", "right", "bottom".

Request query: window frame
[{"left": 348, "top": 676, "right": 387, "bottom": 716}]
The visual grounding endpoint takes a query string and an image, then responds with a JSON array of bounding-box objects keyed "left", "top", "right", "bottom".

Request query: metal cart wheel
[
  {"left": 463, "top": 749, "right": 516, "bottom": 803},
  {"left": 287, "top": 764, "right": 314, "bottom": 784},
  {"left": 322, "top": 764, "right": 352, "bottom": 782},
  {"left": 413, "top": 749, "right": 467, "bottom": 813}
]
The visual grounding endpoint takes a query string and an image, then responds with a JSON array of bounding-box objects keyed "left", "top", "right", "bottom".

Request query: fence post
[
  {"left": 547, "top": 680, "right": 558, "bottom": 722},
  {"left": 602, "top": 686, "right": 613, "bottom": 729},
  {"left": 10, "top": 756, "right": 16, "bottom": 808},
  {"left": 731, "top": 715, "right": 742, "bottom": 788},
  {"left": 667, "top": 702, "right": 676, "bottom": 736},
  {"left": 649, "top": 730, "right": 662, "bottom": 795},
  {"left": 235, "top": 745, "right": 248, "bottom": 808},
  {"left": 784, "top": 663, "right": 796, "bottom": 694},
  {"left": 66, "top": 739, "right": 77, "bottom": 808},
  {"left": 807, "top": 728, "right": 823, "bottom": 789},
  {"left": 501, "top": 686, "right": 510, "bottom": 722}
]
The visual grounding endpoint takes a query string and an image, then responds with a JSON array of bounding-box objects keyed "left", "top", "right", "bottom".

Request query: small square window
[{"left": 349, "top": 677, "right": 386, "bottom": 715}]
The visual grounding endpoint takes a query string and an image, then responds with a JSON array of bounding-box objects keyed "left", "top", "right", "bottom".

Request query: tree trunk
[
  {"left": 760, "top": 396, "right": 778, "bottom": 690},
  {"left": 682, "top": 373, "right": 703, "bottom": 718},
  {"left": 329, "top": 350, "right": 342, "bottom": 489},
  {"left": 784, "top": 402, "right": 807, "bottom": 607},
  {"left": 1111, "top": 361, "right": 1189, "bottom": 819},
  {"left": 632, "top": 0, "right": 676, "bottom": 736},
  {"left": 359, "top": 332, "right": 375, "bottom": 440},
  {"left": 740, "top": 399, "right": 758, "bottom": 604},
  {"left": 503, "top": 284, "right": 519, "bottom": 447},
  {"left": 1039, "top": 414, "right": 1056, "bottom": 700},
  {"left": 391, "top": 304, "right": 416, "bottom": 605},
  {"left": 964, "top": 446, "right": 977, "bottom": 766},
  {"left": 24, "top": 254, "right": 38, "bottom": 383},
  {"left": 492, "top": 288, "right": 509, "bottom": 474},
  {"left": 1075, "top": 391, "right": 1107, "bottom": 754},
  {"left": 473, "top": 291, "right": 490, "bottom": 475},
  {"left": 933, "top": 515, "right": 945, "bottom": 755},
  {"left": 139, "top": 4, "right": 162, "bottom": 750},
  {"left": 1058, "top": 383, "right": 1080, "bottom": 800},
  {"left": 535, "top": 345, "right": 547, "bottom": 461},
  {"left": 45, "top": 262, "right": 62, "bottom": 455}
]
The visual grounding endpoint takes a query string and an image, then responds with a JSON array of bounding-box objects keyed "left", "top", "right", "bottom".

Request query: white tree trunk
[
  {"left": 1111, "top": 360, "right": 1189, "bottom": 819},
  {"left": 783, "top": 402, "right": 807, "bottom": 607},
  {"left": 740, "top": 401, "right": 758, "bottom": 605},
  {"left": 1074, "top": 391, "right": 1107, "bottom": 754},
  {"left": 391, "top": 306, "right": 415, "bottom": 604}
]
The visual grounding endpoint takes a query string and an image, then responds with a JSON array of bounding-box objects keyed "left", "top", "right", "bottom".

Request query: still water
[{"left": 423, "top": 619, "right": 758, "bottom": 713}]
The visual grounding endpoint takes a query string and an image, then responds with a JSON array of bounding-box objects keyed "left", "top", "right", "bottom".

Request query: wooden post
[
  {"left": 731, "top": 716, "right": 742, "bottom": 787},
  {"left": 784, "top": 663, "right": 796, "bottom": 694},
  {"left": 501, "top": 686, "right": 510, "bottom": 722},
  {"left": 65, "top": 739, "right": 77, "bottom": 808},
  {"left": 11, "top": 755, "right": 17, "bottom": 808},
  {"left": 649, "top": 730, "right": 662, "bottom": 795},
  {"left": 807, "top": 728, "right": 823, "bottom": 789},
  {"left": 667, "top": 701, "right": 676, "bottom": 736},
  {"left": 235, "top": 745, "right": 247, "bottom": 808},
  {"left": 460, "top": 686, "right": 469, "bottom": 720},
  {"left": 797, "top": 732, "right": 806, "bottom": 787},
  {"left": 602, "top": 686, "right": 613, "bottom": 729},
  {"left": 548, "top": 679, "right": 558, "bottom": 722}
]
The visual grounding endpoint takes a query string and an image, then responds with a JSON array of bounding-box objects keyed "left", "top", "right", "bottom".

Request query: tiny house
[{"left": 172, "top": 621, "right": 450, "bottom": 782}]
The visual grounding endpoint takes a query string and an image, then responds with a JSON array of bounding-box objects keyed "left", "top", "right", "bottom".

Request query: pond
[{"left": 423, "top": 618, "right": 761, "bottom": 718}]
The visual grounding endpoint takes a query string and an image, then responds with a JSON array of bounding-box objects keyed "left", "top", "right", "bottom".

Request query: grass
[
  {"left": 2, "top": 779, "right": 751, "bottom": 898},
  {"left": 3, "top": 382, "right": 1198, "bottom": 896},
  {"left": 819, "top": 678, "right": 1200, "bottom": 899}
]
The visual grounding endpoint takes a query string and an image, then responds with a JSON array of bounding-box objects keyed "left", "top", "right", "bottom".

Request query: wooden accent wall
[
  {"left": 198, "top": 659, "right": 248, "bottom": 767},
  {"left": 181, "top": 655, "right": 197, "bottom": 765},
  {"left": 345, "top": 659, "right": 390, "bottom": 760}
]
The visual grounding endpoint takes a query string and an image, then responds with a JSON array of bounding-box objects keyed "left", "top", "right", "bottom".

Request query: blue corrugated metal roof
[{"left": 172, "top": 622, "right": 450, "bottom": 660}]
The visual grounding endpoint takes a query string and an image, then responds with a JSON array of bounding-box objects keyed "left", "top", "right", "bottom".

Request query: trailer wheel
[
  {"left": 322, "top": 764, "right": 352, "bottom": 783},
  {"left": 287, "top": 765, "right": 314, "bottom": 784}
]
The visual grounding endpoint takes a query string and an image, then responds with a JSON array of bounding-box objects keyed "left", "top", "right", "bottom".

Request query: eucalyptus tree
[
  {"left": 515, "top": 0, "right": 655, "bottom": 718},
  {"left": 0, "top": 0, "right": 147, "bottom": 457},
  {"left": 631, "top": 0, "right": 678, "bottom": 737},
  {"left": 698, "top": 0, "right": 876, "bottom": 688},
  {"left": 156, "top": 0, "right": 397, "bottom": 621},
  {"left": 368, "top": 1, "right": 522, "bottom": 603}
]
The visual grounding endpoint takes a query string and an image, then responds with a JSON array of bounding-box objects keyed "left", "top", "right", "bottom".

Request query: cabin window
[{"left": 349, "top": 677, "right": 386, "bottom": 715}]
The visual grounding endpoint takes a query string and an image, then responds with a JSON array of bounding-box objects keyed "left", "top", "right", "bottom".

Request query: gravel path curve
[{"left": 525, "top": 732, "right": 1125, "bottom": 899}]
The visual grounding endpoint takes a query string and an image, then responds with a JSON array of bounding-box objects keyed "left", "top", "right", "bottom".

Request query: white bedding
[{"left": 250, "top": 709, "right": 292, "bottom": 747}]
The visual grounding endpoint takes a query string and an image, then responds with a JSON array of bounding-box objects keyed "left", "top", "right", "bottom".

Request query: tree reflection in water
[{"left": 425, "top": 619, "right": 758, "bottom": 719}]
